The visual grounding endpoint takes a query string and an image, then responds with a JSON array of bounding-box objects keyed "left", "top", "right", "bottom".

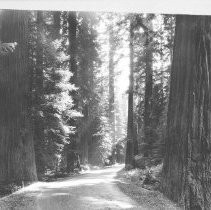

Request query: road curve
[{"left": 0, "top": 165, "right": 142, "bottom": 210}]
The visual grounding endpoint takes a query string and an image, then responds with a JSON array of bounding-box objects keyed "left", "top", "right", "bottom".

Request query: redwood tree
[
  {"left": 125, "top": 17, "right": 135, "bottom": 169},
  {"left": 66, "top": 11, "right": 79, "bottom": 172},
  {"left": 108, "top": 24, "right": 115, "bottom": 145},
  {"left": 33, "top": 11, "right": 45, "bottom": 178},
  {"left": 0, "top": 10, "right": 37, "bottom": 185},
  {"left": 143, "top": 27, "right": 153, "bottom": 157},
  {"left": 162, "top": 15, "right": 211, "bottom": 209}
]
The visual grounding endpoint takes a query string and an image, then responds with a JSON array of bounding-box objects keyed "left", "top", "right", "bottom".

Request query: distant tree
[
  {"left": 106, "top": 13, "right": 123, "bottom": 163},
  {"left": 162, "top": 15, "right": 211, "bottom": 209},
  {"left": 149, "top": 15, "right": 175, "bottom": 163},
  {"left": 108, "top": 23, "right": 116, "bottom": 146},
  {"left": 131, "top": 14, "right": 175, "bottom": 166}
]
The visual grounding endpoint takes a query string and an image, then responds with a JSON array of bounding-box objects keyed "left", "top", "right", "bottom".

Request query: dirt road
[{"left": 0, "top": 165, "right": 142, "bottom": 210}]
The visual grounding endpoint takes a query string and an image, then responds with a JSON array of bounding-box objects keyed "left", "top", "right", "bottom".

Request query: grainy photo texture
[{"left": 0, "top": 9, "right": 210, "bottom": 210}]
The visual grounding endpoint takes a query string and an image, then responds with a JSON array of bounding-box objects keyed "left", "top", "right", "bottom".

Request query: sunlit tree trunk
[
  {"left": 162, "top": 15, "right": 211, "bottom": 209},
  {"left": 0, "top": 10, "right": 37, "bottom": 185}
]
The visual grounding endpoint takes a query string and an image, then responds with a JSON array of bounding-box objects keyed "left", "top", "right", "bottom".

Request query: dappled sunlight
[
  {"left": 19, "top": 165, "right": 125, "bottom": 195},
  {"left": 0, "top": 165, "right": 140, "bottom": 209},
  {"left": 50, "top": 193, "right": 69, "bottom": 196},
  {"left": 82, "top": 196, "right": 136, "bottom": 209},
  {"left": 21, "top": 176, "right": 115, "bottom": 193}
]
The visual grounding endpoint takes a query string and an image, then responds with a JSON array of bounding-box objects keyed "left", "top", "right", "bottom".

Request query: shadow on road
[{"left": 0, "top": 165, "right": 139, "bottom": 210}]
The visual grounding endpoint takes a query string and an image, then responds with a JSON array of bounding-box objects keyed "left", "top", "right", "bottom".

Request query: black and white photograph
[{"left": 0, "top": 0, "right": 210, "bottom": 209}]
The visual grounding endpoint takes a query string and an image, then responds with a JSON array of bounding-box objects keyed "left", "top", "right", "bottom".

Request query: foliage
[
  {"left": 133, "top": 14, "right": 175, "bottom": 166},
  {"left": 29, "top": 11, "right": 78, "bottom": 177}
]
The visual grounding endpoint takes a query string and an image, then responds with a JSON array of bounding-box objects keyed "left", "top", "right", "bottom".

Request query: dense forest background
[{"left": 0, "top": 9, "right": 210, "bottom": 210}]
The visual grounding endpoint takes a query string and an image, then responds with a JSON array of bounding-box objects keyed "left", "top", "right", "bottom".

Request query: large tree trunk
[
  {"left": 108, "top": 25, "right": 116, "bottom": 145},
  {"left": 67, "top": 11, "right": 79, "bottom": 171},
  {"left": 80, "top": 134, "right": 89, "bottom": 164},
  {"left": 162, "top": 15, "right": 211, "bottom": 209},
  {"left": 125, "top": 19, "right": 135, "bottom": 169},
  {"left": 77, "top": 13, "right": 96, "bottom": 166},
  {"left": 0, "top": 10, "right": 37, "bottom": 185},
  {"left": 79, "top": 105, "right": 89, "bottom": 165},
  {"left": 143, "top": 30, "right": 153, "bottom": 157},
  {"left": 34, "top": 11, "right": 45, "bottom": 179},
  {"left": 68, "top": 11, "right": 78, "bottom": 94}
]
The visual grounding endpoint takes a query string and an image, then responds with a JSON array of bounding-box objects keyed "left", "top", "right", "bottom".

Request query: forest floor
[
  {"left": 115, "top": 165, "right": 181, "bottom": 209},
  {"left": 0, "top": 165, "right": 180, "bottom": 210}
]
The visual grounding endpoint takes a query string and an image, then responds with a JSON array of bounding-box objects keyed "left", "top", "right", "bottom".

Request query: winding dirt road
[{"left": 0, "top": 165, "right": 141, "bottom": 210}]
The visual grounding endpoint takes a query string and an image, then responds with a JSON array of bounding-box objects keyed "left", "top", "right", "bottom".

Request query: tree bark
[
  {"left": 34, "top": 11, "right": 45, "bottom": 179},
  {"left": 76, "top": 13, "right": 97, "bottom": 166},
  {"left": 79, "top": 105, "right": 90, "bottom": 165},
  {"left": 125, "top": 18, "right": 135, "bottom": 169},
  {"left": 162, "top": 15, "right": 211, "bottom": 209},
  {"left": 108, "top": 24, "right": 116, "bottom": 145},
  {"left": 143, "top": 30, "right": 153, "bottom": 157},
  {"left": 68, "top": 11, "right": 78, "bottom": 96},
  {"left": 67, "top": 11, "right": 79, "bottom": 171},
  {"left": 0, "top": 10, "right": 37, "bottom": 185}
]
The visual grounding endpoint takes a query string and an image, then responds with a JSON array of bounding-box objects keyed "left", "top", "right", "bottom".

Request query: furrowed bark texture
[
  {"left": 162, "top": 15, "right": 211, "bottom": 209},
  {"left": 0, "top": 10, "right": 37, "bottom": 185}
]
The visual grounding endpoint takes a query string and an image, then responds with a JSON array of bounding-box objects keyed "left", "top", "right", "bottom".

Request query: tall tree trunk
[
  {"left": 143, "top": 30, "right": 153, "bottom": 157},
  {"left": 162, "top": 15, "right": 211, "bottom": 209},
  {"left": 34, "top": 11, "right": 45, "bottom": 179},
  {"left": 0, "top": 10, "right": 37, "bottom": 185},
  {"left": 67, "top": 11, "right": 79, "bottom": 171},
  {"left": 68, "top": 11, "right": 78, "bottom": 96},
  {"left": 108, "top": 25, "right": 116, "bottom": 145},
  {"left": 80, "top": 105, "right": 89, "bottom": 164},
  {"left": 80, "top": 133, "right": 89, "bottom": 164},
  {"left": 77, "top": 13, "right": 95, "bottom": 165},
  {"left": 125, "top": 18, "right": 135, "bottom": 170}
]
